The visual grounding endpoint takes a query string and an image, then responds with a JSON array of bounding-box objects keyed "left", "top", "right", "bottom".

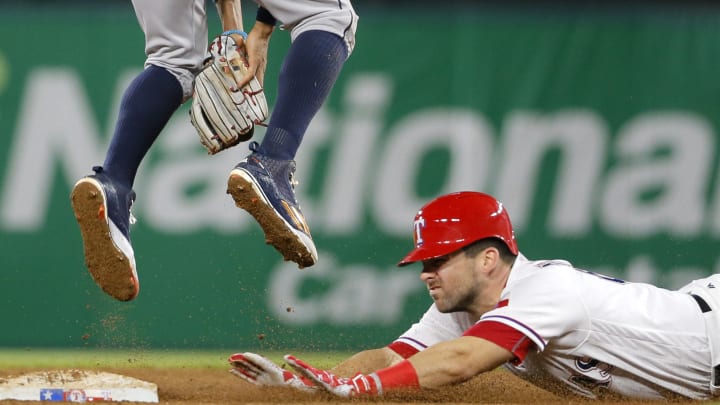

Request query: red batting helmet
[{"left": 398, "top": 191, "right": 518, "bottom": 266}]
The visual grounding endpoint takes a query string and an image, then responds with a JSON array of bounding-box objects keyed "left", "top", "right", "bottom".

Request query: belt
[{"left": 692, "top": 294, "right": 712, "bottom": 313}]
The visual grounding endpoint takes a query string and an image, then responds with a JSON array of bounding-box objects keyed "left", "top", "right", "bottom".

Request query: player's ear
[{"left": 480, "top": 247, "right": 500, "bottom": 270}]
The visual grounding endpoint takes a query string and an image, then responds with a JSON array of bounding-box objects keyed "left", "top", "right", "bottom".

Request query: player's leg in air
[
  {"left": 70, "top": 0, "right": 205, "bottom": 301},
  {"left": 227, "top": 0, "right": 358, "bottom": 269}
]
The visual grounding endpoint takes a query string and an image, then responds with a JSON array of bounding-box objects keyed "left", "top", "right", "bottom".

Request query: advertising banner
[{"left": 2, "top": 5, "right": 720, "bottom": 349}]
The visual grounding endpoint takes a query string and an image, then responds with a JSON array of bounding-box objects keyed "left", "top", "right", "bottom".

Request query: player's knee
[
  {"left": 170, "top": 67, "right": 197, "bottom": 103},
  {"left": 144, "top": 50, "right": 204, "bottom": 103},
  {"left": 147, "top": 64, "right": 196, "bottom": 103}
]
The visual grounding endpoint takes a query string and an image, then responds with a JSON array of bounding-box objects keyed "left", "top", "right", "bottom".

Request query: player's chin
[{"left": 430, "top": 294, "right": 449, "bottom": 311}]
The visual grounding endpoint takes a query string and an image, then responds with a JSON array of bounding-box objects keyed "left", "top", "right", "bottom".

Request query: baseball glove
[{"left": 190, "top": 34, "right": 268, "bottom": 155}]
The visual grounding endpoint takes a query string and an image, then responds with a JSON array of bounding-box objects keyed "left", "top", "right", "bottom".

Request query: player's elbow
[
  {"left": 439, "top": 346, "right": 485, "bottom": 381},
  {"left": 443, "top": 360, "right": 479, "bottom": 382}
]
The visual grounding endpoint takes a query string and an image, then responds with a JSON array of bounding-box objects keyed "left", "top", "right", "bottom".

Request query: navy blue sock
[
  {"left": 258, "top": 30, "right": 348, "bottom": 161},
  {"left": 103, "top": 65, "right": 183, "bottom": 189}
]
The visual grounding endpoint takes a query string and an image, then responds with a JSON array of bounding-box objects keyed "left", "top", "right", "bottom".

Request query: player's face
[{"left": 420, "top": 250, "right": 484, "bottom": 314}]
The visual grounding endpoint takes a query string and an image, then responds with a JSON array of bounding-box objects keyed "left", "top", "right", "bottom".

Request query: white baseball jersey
[
  {"left": 391, "top": 254, "right": 717, "bottom": 400},
  {"left": 131, "top": 0, "right": 357, "bottom": 99}
]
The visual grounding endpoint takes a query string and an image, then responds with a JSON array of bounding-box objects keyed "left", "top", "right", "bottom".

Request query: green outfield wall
[{"left": 2, "top": 4, "right": 720, "bottom": 350}]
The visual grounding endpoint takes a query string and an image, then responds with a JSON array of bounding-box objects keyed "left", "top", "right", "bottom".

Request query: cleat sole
[
  {"left": 71, "top": 180, "right": 139, "bottom": 301},
  {"left": 227, "top": 171, "right": 317, "bottom": 268}
]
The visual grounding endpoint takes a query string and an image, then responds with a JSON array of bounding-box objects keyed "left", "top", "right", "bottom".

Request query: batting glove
[
  {"left": 284, "top": 355, "right": 381, "bottom": 397},
  {"left": 228, "top": 352, "right": 316, "bottom": 393}
]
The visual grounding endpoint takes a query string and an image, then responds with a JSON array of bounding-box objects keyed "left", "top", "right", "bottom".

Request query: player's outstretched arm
[
  {"left": 285, "top": 336, "right": 515, "bottom": 397},
  {"left": 330, "top": 347, "right": 404, "bottom": 376},
  {"left": 408, "top": 336, "right": 514, "bottom": 388}
]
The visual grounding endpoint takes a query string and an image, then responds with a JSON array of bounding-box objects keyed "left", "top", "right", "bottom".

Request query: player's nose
[{"left": 420, "top": 271, "right": 434, "bottom": 283}]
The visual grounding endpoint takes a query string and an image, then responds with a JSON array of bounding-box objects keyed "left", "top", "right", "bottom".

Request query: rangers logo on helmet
[{"left": 413, "top": 216, "right": 426, "bottom": 247}]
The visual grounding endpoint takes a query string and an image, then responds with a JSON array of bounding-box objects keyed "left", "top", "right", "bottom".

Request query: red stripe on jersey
[
  {"left": 463, "top": 320, "right": 535, "bottom": 362},
  {"left": 387, "top": 341, "right": 420, "bottom": 359}
]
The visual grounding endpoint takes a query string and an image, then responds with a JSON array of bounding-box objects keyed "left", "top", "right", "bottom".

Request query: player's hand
[
  {"left": 208, "top": 33, "right": 250, "bottom": 88},
  {"left": 228, "top": 352, "right": 316, "bottom": 393},
  {"left": 243, "top": 21, "right": 274, "bottom": 86},
  {"left": 284, "top": 355, "right": 380, "bottom": 397}
]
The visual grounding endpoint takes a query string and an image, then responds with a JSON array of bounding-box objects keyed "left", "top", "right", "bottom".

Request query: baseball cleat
[
  {"left": 70, "top": 166, "right": 139, "bottom": 301},
  {"left": 227, "top": 142, "right": 318, "bottom": 268}
]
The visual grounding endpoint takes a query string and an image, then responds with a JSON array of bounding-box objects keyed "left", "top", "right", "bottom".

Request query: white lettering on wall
[
  {"left": 495, "top": 110, "right": 607, "bottom": 235},
  {"left": 601, "top": 112, "right": 713, "bottom": 237},
  {"left": 4, "top": 69, "right": 719, "bottom": 243},
  {"left": 374, "top": 108, "right": 494, "bottom": 234},
  {"left": 1, "top": 69, "right": 107, "bottom": 230}
]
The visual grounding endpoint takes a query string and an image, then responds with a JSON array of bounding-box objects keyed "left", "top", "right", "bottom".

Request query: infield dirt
[{"left": 0, "top": 367, "right": 705, "bottom": 405}]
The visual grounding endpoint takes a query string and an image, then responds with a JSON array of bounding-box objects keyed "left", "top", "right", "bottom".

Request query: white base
[{"left": 0, "top": 369, "right": 158, "bottom": 402}]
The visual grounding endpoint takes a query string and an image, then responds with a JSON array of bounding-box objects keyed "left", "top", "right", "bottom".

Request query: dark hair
[{"left": 462, "top": 238, "right": 517, "bottom": 265}]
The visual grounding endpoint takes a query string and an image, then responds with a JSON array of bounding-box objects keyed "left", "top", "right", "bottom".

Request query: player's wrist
[
  {"left": 372, "top": 360, "right": 420, "bottom": 393},
  {"left": 222, "top": 29, "right": 248, "bottom": 40}
]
